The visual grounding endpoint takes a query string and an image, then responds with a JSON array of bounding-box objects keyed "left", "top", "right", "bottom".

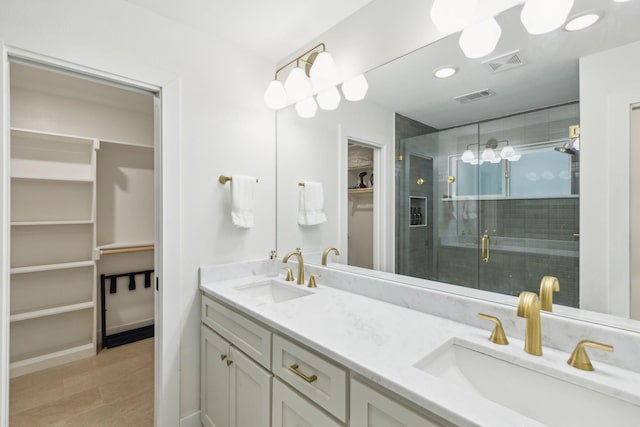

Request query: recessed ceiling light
[
  {"left": 564, "top": 12, "right": 602, "bottom": 31},
  {"left": 613, "top": 0, "right": 632, "bottom": 3},
  {"left": 433, "top": 66, "right": 457, "bottom": 79}
]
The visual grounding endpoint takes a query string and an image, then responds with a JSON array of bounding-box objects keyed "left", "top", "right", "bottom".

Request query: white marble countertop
[{"left": 200, "top": 274, "right": 640, "bottom": 427}]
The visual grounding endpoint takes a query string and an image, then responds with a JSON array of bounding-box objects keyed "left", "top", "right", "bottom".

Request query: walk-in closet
[{"left": 8, "top": 61, "right": 156, "bottom": 425}]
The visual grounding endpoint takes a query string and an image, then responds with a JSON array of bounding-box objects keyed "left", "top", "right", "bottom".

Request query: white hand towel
[
  {"left": 298, "top": 181, "right": 327, "bottom": 226},
  {"left": 230, "top": 175, "right": 256, "bottom": 228}
]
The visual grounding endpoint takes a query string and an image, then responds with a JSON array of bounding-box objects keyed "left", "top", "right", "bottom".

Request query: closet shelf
[
  {"left": 349, "top": 188, "right": 374, "bottom": 194},
  {"left": 10, "top": 342, "right": 95, "bottom": 377},
  {"left": 11, "top": 176, "right": 94, "bottom": 183},
  {"left": 10, "top": 260, "right": 95, "bottom": 275},
  {"left": 10, "top": 127, "right": 95, "bottom": 144},
  {"left": 11, "top": 220, "right": 94, "bottom": 227},
  {"left": 10, "top": 301, "right": 94, "bottom": 323}
]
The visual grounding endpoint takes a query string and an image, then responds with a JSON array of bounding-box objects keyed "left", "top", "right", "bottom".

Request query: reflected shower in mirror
[{"left": 276, "top": 0, "right": 640, "bottom": 323}]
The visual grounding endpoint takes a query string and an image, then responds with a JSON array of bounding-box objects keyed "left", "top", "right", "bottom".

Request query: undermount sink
[
  {"left": 414, "top": 339, "right": 640, "bottom": 427},
  {"left": 233, "top": 280, "right": 313, "bottom": 306}
]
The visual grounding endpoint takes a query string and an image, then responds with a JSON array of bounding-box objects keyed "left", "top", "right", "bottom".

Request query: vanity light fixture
[
  {"left": 341, "top": 74, "right": 369, "bottom": 101},
  {"left": 459, "top": 17, "right": 502, "bottom": 59},
  {"left": 433, "top": 66, "right": 458, "bottom": 79},
  {"left": 521, "top": 0, "right": 575, "bottom": 35},
  {"left": 263, "top": 42, "right": 368, "bottom": 118},
  {"left": 430, "top": 0, "right": 478, "bottom": 34},
  {"left": 564, "top": 12, "right": 602, "bottom": 31},
  {"left": 462, "top": 138, "right": 520, "bottom": 164}
]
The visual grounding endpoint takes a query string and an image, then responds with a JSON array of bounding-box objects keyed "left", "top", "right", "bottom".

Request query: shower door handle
[{"left": 481, "top": 233, "right": 490, "bottom": 263}]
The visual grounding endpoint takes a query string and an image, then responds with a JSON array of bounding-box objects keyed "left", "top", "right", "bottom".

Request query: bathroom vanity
[{"left": 200, "top": 260, "right": 640, "bottom": 427}]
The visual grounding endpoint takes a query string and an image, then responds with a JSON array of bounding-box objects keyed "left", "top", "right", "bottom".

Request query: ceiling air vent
[
  {"left": 483, "top": 50, "right": 525, "bottom": 73},
  {"left": 454, "top": 89, "right": 496, "bottom": 104}
]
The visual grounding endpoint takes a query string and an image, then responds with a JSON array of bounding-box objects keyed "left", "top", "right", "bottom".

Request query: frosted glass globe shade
[
  {"left": 500, "top": 145, "right": 515, "bottom": 159},
  {"left": 316, "top": 86, "right": 341, "bottom": 111},
  {"left": 461, "top": 149, "right": 475, "bottom": 162},
  {"left": 521, "top": 0, "right": 574, "bottom": 35},
  {"left": 481, "top": 147, "right": 496, "bottom": 161},
  {"left": 310, "top": 52, "right": 339, "bottom": 91},
  {"left": 430, "top": 0, "right": 478, "bottom": 34},
  {"left": 341, "top": 74, "right": 369, "bottom": 101},
  {"left": 295, "top": 97, "right": 318, "bottom": 118},
  {"left": 263, "top": 80, "right": 288, "bottom": 110},
  {"left": 459, "top": 17, "right": 502, "bottom": 59},
  {"left": 284, "top": 67, "right": 312, "bottom": 102}
]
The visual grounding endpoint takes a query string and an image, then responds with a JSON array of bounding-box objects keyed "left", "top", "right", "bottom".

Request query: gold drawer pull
[{"left": 288, "top": 363, "right": 317, "bottom": 383}]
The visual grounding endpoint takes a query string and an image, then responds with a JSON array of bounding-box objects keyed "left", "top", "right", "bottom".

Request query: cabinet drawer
[
  {"left": 272, "top": 334, "right": 347, "bottom": 422},
  {"left": 202, "top": 295, "right": 271, "bottom": 369},
  {"left": 272, "top": 378, "right": 342, "bottom": 427}
]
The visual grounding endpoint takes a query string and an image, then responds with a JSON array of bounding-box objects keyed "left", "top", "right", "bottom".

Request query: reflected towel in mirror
[
  {"left": 298, "top": 181, "right": 327, "bottom": 226},
  {"left": 231, "top": 175, "right": 257, "bottom": 228}
]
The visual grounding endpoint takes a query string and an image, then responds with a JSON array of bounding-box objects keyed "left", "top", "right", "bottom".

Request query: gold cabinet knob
[
  {"left": 477, "top": 313, "right": 509, "bottom": 345},
  {"left": 448, "top": 176, "right": 455, "bottom": 183},
  {"left": 417, "top": 178, "right": 424, "bottom": 185},
  {"left": 226, "top": 359, "right": 233, "bottom": 367},
  {"left": 220, "top": 354, "right": 227, "bottom": 361}
]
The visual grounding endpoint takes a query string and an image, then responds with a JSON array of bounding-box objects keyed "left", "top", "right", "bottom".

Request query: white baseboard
[{"left": 180, "top": 411, "right": 201, "bottom": 427}]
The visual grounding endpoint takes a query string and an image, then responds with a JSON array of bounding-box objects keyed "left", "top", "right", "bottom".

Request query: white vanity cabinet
[
  {"left": 201, "top": 297, "right": 272, "bottom": 427},
  {"left": 350, "top": 379, "right": 446, "bottom": 427},
  {"left": 272, "top": 378, "right": 342, "bottom": 427}
]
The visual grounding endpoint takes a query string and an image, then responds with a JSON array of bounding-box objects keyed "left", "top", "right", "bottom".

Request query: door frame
[
  {"left": 0, "top": 46, "right": 181, "bottom": 427},
  {"left": 339, "top": 133, "right": 389, "bottom": 271}
]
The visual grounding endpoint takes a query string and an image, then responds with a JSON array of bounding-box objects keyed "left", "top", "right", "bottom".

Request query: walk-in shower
[{"left": 396, "top": 103, "right": 580, "bottom": 307}]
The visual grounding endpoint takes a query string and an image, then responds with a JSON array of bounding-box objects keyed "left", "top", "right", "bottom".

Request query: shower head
[{"left": 555, "top": 142, "right": 576, "bottom": 155}]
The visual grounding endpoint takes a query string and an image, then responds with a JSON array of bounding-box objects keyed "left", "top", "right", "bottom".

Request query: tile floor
[{"left": 9, "top": 338, "right": 154, "bottom": 426}]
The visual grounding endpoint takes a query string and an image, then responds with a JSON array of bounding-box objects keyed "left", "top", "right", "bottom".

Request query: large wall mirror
[{"left": 276, "top": 0, "right": 640, "bottom": 328}]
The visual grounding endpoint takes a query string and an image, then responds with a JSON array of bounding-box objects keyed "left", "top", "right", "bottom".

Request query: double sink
[{"left": 229, "top": 278, "right": 640, "bottom": 426}]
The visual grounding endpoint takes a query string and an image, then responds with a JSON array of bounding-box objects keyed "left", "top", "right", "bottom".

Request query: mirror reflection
[{"left": 276, "top": 0, "right": 640, "bottom": 322}]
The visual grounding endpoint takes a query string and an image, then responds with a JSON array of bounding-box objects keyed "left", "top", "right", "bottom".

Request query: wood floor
[{"left": 9, "top": 338, "right": 154, "bottom": 427}]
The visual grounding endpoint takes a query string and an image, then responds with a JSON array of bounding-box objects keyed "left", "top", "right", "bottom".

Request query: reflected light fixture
[
  {"left": 433, "top": 66, "right": 457, "bottom": 79},
  {"left": 342, "top": 74, "right": 369, "bottom": 101},
  {"left": 521, "top": 0, "right": 575, "bottom": 35},
  {"left": 564, "top": 12, "right": 601, "bottom": 31},
  {"left": 430, "top": 0, "right": 478, "bottom": 34},
  {"left": 461, "top": 139, "right": 519, "bottom": 164},
  {"left": 264, "top": 43, "right": 367, "bottom": 117},
  {"left": 459, "top": 17, "right": 502, "bottom": 58}
]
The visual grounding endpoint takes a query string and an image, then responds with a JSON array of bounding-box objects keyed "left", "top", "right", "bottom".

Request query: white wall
[
  {"left": 632, "top": 107, "right": 640, "bottom": 321},
  {"left": 276, "top": 99, "right": 394, "bottom": 269},
  {"left": 580, "top": 40, "right": 640, "bottom": 316},
  {"left": 0, "top": 0, "right": 275, "bottom": 422}
]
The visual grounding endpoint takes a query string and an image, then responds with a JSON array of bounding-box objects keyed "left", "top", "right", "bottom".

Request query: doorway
[
  {"left": 346, "top": 141, "right": 377, "bottom": 269},
  {"left": 7, "top": 59, "right": 157, "bottom": 425}
]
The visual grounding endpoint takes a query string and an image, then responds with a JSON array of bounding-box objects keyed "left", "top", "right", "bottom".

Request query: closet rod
[{"left": 100, "top": 245, "right": 154, "bottom": 255}]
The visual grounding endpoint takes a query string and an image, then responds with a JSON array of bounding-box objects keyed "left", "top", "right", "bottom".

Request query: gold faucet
[
  {"left": 517, "top": 291, "right": 542, "bottom": 356},
  {"left": 477, "top": 313, "right": 509, "bottom": 345},
  {"left": 322, "top": 247, "right": 340, "bottom": 266},
  {"left": 283, "top": 248, "right": 304, "bottom": 285},
  {"left": 567, "top": 340, "right": 613, "bottom": 371},
  {"left": 539, "top": 276, "right": 560, "bottom": 312}
]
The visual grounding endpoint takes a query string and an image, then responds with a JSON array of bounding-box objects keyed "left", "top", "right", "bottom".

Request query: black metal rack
[{"left": 100, "top": 269, "right": 154, "bottom": 348}]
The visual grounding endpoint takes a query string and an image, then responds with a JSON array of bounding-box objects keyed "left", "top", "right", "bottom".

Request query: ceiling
[
  {"left": 366, "top": 0, "right": 640, "bottom": 129},
  {"left": 123, "top": 0, "right": 375, "bottom": 62}
]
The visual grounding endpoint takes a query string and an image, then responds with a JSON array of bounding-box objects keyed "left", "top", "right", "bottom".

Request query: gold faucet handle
[
  {"left": 567, "top": 340, "right": 613, "bottom": 371},
  {"left": 283, "top": 267, "right": 294, "bottom": 282},
  {"left": 307, "top": 274, "right": 319, "bottom": 288},
  {"left": 539, "top": 276, "right": 560, "bottom": 312},
  {"left": 477, "top": 313, "right": 509, "bottom": 345}
]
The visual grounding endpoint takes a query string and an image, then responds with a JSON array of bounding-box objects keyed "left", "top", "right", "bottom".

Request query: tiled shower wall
[{"left": 437, "top": 197, "right": 579, "bottom": 307}]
